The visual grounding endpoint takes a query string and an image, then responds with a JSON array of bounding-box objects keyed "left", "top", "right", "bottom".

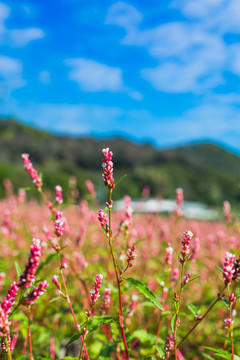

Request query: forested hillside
[{"left": 1, "top": 118, "right": 240, "bottom": 205}]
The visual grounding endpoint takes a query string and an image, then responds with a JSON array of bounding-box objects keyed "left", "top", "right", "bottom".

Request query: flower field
[{"left": 0, "top": 149, "right": 239, "bottom": 360}]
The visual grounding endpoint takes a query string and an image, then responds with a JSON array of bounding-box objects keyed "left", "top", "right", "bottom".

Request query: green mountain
[{"left": 0, "top": 118, "right": 240, "bottom": 206}]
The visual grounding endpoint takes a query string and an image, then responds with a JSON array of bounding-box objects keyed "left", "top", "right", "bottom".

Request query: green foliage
[{"left": 123, "top": 277, "right": 164, "bottom": 311}]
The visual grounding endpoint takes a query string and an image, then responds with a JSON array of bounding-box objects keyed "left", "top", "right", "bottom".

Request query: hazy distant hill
[{"left": 1, "top": 118, "right": 240, "bottom": 206}]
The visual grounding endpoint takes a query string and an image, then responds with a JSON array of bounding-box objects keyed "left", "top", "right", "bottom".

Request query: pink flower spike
[
  {"left": 21, "top": 153, "right": 43, "bottom": 189},
  {"left": 102, "top": 148, "right": 115, "bottom": 190},
  {"left": 223, "top": 252, "right": 235, "bottom": 285},
  {"left": 18, "top": 238, "right": 41, "bottom": 288},
  {"left": 55, "top": 185, "right": 63, "bottom": 204},
  {"left": 127, "top": 246, "right": 137, "bottom": 267},
  {"left": 98, "top": 209, "right": 109, "bottom": 235},
  {"left": 54, "top": 211, "right": 64, "bottom": 237},
  {"left": 90, "top": 274, "right": 103, "bottom": 304},
  {"left": 178, "top": 231, "right": 193, "bottom": 264},
  {"left": 52, "top": 275, "right": 60, "bottom": 290},
  {"left": 101, "top": 288, "right": 111, "bottom": 311},
  {"left": 24, "top": 280, "right": 48, "bottom": 306}
]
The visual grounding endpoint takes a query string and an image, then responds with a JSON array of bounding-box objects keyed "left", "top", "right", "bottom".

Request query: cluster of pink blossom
[
  {"left": 18, "top": 238, "right": 41, "bottom": 288},
  {"left": 55, "top": 185, "right": 63, "bottom": 204},
  {"left": 0, "top": 335, "right": 13, "bottom": 353},
  {"left": 165, "top": 242, "right": 173, "bottom": 267},
  {"left": 21, "top": 153, "right": 43, "bottom": 189},
  {"left": 178, "top": 231, "right": 193, "bottom": 264},
  {"left": 163, "top": 334, "right": 174, "bottom": 359},
  {"left": 223, "top": 252, "right": 235, "bottom": 285},
  {"left": 1, "top": 282, "right": 18, "bottom": 315},
  {"left": 102, "top": 148, "right": 115, "bottom": 189},
  {"left": 233, "top": 256, "right": 240, "bottom": 282},
  {"left": 54, "top": 211, "right": 64, "bottom": 237},
  {"left": 174, "top": 188, "right": 184, "bottom": 217},
  {"left": 0, "top": 282, "right": 18, "bottom": 339},
  {"left": 119, "top": 195, "right": 133, "bottom": 233},
  {"left": 85, "top": 180, "right": 96, "bottom": 199},
  {"left": 98, "top": 209, "right": 109, "bottom": 235},
  {"left": 127, "top": 294, "right": 138, "bottom": 317},
  {"left": 101, "top": 288, "right": 111, "bottom": 312},
  {"left": 183, "top": 272, "right": 191, "bottom": 285},
  {"left": 224, "top": 317, "right": 233, "bottom": 328},
  {"left": 24, "top": 281, "right": 48, "bottom": 306},
  {"left": 223, "top": 200, "right": 231, "bottom": 222},
  {"left": 127, "top": 246, "right": 137, "bottom": 267},
  {"left": 52, "top": 275, "right": 60, "bottom": 290},
  {"left": 90, "top": 274, "right": 103, "bottom": 304}
]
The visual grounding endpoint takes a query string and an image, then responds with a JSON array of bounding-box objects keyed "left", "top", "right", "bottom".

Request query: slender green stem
[
  {"left": 108, "top": 189, "right": 130, "bottom": 360},
  {"left": 227, "top": 285, "right": 234, "bottom": 360},
  {"left": 4, "top": 337, "right": 12, "bottom": 360},
  {"left": 173, "top": 264, "right": 185, "bottom": 359},
  {"left": 28, "top": 307, "right": 33, "bottom": 360},
  {"left": 78, "top": 308, "right": 92, "bottom": 360}
]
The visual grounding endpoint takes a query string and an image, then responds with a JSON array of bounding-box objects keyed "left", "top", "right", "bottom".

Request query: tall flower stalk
[{"left": 100, "top": 148, "right": 130, "bottom": 359}]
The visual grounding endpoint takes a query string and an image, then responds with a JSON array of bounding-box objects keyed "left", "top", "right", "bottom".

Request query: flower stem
[
  {"left": 4, "top": 337, "right": 12, "bottom": 360},
  {"left": 108, "top": 190, "right": 130, "bottom": 360},
  {"left": 28, "top": 307, "right": 33, "bottom": 360}
]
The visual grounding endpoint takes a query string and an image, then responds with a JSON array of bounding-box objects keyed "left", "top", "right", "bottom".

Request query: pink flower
[
  {"left": 90, "top": 274, "right": 103, "bottom": 304},
  {"left": 164, "top": 334, "right": 174, "bottom": 359},
  {"left": 24, "top": 281, "right": 48, "bottom": 306},
  {"left": 101, "top": 288, "right": 111, "bottom": 312},
  {"left": 102, "top": 148, "right": 115, "bottom": 189},
  {"left": 183, "top": 272, "right": 191, "bottom": 285},
  {"left": 223, "top": 252, "right": 235, "bottom": 285},
  {"left": 127, "top": 246, "right": 137, "bottom": 267},
  {"left": 55, "top": 185, "right": 63, "bottom": 204},
  {"left": 54, "top": 211, "right": 64, "bottom": 237},
  {"left": 52, "top": 275, "right": 60, "bottom": 290},
  {"left": 19, "top": 238, "right": 41, "bottom": 288},
  {"left": 85, "top": 180, "right": 96, "bottom": 198},
  {"left": 165, "top": 242, "right": 173, "bottom": 266},
  {"left": 21, "top": 153, "right": 43, "bottom": 189},
  {"left": 178, "top": 231, "right": 193, "bottom": 264},
  {"left": 98, "top": 209, "right": 109, "bottom": 235}
]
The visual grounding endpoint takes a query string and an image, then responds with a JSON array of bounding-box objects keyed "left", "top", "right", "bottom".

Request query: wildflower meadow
[{"left": 0, "top": 148, "right": 239, "bottom": 360}]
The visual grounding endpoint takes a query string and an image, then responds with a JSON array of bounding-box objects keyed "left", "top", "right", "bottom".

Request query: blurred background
[{"left": 1, "top": 0, "right": 240, "bottom": 211}]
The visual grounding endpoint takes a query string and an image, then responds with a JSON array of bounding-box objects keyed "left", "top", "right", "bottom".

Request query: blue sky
[{"left": 1, "top": 0, "right": 240, "bottom": 152}]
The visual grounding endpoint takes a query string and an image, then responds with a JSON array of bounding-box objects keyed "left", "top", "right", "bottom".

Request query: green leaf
[
  {"left": 123, "top": 277, "right": 164, "bottom": 311},
  {"left": 35, "top": 357, "right": 55, "bottom": 360},
  {"left": 221, "top": 299, "right": 230, "bottom": 310},
  {"left": 49, "top": 296, "right": 65, "bottom": 303},
  {"left": 187, "top": 304, "right": 201, "bottom": 316},
  {"left": 14, "top": 261, "right": 22, "bottom": 277},
  {"left": 154, "top": 345, "right": 164, "bottom": 357},
  {"left": 67, "top": 316, "right": 117, "bottom": 346},
  {"left": 62, "top": 358, "right": 79, "bottom": 360},
  {"left": 202, "top": 354, "right": 215, "bottom": 360},
  {"left": 216, "top": 266, "right": 223, "bottom": 273},
  {"left": 36, "top": 253, "right": 58, "bottom": 275},
  {"left": 202, "top": 347, "right": 239, "bottom": 360},
  {"left": 171, "top": 314, "right": 176, "bottom": 334},
  {"left": 115, "top": 174, "right": 127, "bottom": 187}
]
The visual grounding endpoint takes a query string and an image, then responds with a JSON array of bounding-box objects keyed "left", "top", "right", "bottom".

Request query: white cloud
[
  {"left": 10, "top": 28, "right": 44, "bottom": 47},
  {"left": 0, "top": 2, "right": 44, "bottom": 47},
  {"left": 65, "top": 58, "right": 123, "bottom": 92},
  {"left": 106, "top": 1, "right": 239, "bottom": 94},
  {"left": 0, "top": 55, "right": 25, "bottom": 90}
]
